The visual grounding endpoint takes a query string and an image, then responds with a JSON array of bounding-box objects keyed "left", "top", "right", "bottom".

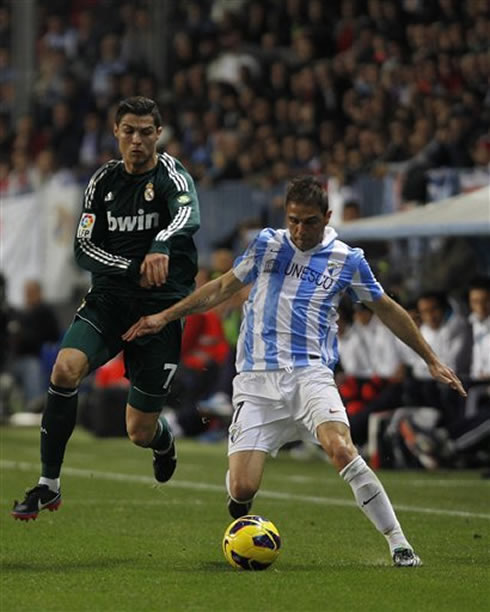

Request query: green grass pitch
[{"left": 1, "top": 426, "right": 488, "bottom": 611}]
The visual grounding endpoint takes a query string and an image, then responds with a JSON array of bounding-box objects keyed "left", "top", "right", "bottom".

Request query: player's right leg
[
  {"left": 226, "top": 450, "right": 267, "bottom": 518},
  {"left": 12, "top": 318, "right": 115, "bottom": 521},
  {"left": 225, "top": 372, "right": 296, "bottom": 519}
]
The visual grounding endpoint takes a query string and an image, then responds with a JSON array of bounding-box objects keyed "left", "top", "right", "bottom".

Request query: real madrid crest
[{"left": 144, "top": 182, "right": 154, "bottom": 201}]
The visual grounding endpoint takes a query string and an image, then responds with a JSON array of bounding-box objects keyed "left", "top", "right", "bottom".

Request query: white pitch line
[
  {"left": 282, "top": 474, "right": 487, "bottom": 487},
  {"left": 2, "top": 460, "right": 489, "bottom": 520}
]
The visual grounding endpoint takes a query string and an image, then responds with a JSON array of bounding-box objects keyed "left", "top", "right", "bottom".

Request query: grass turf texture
[{"left": 1, "top": 426, "right": 488, "bottom": 612}]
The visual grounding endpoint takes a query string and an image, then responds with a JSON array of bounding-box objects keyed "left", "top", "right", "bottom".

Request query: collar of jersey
[
  {"left": 285, "top": 226, "right": 338, "bottom": 255},
  {"left": 119, "top": 161, "right": 157, "bottom": 178}
]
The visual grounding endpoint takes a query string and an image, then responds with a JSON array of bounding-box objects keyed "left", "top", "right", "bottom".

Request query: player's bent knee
[
  {"left": 51, "top": 351, "right": 88, "bottom": 388},
  {"left": 127, "top": 425, "right": 154, "bottom": 447},
  {"left": 228, "top": 475, "right": 258, "bottom": 502}
]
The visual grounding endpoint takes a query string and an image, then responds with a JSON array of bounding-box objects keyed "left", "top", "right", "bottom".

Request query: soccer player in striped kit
[
  {"left": 123, "top": 176, "right": 466, "bottom": 567},
  {"left": 12, "top": 97, "right": 200, "bottom": 520}
]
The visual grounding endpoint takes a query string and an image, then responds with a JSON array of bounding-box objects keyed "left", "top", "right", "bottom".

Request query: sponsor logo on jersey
[
  {"left": 77, "top": 213, "right": 96, "bottom": 238},
  {"left": 284, "top": 262, "right": 336, "bottom": 290},
  {"left": 107, "top": 209, "right": 159, "bottom": 232},
  {"left": 264, "top": 258, "right": 281, "bottom": 274},
  {"left": 104, "top": 191, "right": 114, "bottom": 201},
  {"left": 144, "top": 182, "right": 154, "bottom": 201},
  {"left": 263, "top": 259, "right": 337, "bottom": 290},
  {"left": 177, "top": 194, "right": 191, "bottom": 205}
]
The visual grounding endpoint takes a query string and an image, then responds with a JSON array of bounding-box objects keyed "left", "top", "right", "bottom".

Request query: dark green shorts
[{"left": 61, "top": 293, "right": 182, "bottom": 412}]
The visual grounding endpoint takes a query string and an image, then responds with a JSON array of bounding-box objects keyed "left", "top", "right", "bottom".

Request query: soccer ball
[{"left": 222, "top": 515, "right": 281, "bottom": 570}]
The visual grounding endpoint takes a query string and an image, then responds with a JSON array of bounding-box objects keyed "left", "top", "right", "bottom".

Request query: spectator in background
[
  {"left": 401, "top": 291, "right": 472, "bottom": 426},
  {"left": 0, "top": 273, "right": 16, "bottom": 374},
  {"left": 6, "top": 148, "right": 36, "bottom": 196},
  {"left": 399, "top": 279, "right": 490, "bottom": 470},
  {"left": 71, "top": 9, "right": 100, "bottom": 78},
  {"left": 120, "top": 7, "right": 154, "bottom": 71},
  {"left": 342, "top": 199, "right": 361, "bottom": 222},
  {"left": 10, "top": 280, "right": 60, "bottom": 408},
  {"left": 0, "top": 273, "right": 17, "bottom": 422},
  {"left": 91, "top": 33, "right": 126, "bottom": 105},
  {"left": 49, "top": 101, "right": 82, "bottom": 168},
  {"left": 4, "top": 0, "right": 487, "bottom": 204},
  {"left": 468, "top": 277, "right": 490, "bottom": 382},
  {"left": 337, "top": 302, "right": 403, "bottom": 423},
  {"left": 78, "top": 111, "right": 103, "bottom": 175}
]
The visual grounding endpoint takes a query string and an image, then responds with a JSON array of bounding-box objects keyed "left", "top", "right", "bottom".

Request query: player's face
[
  {"left": 469, "top": 288, "right": 490, "bottom": 321},
  {"left": 286, "top": 201, "right": 331, "bottom": 251},
  {"left": 417, "top": 297, "right": 445, "bottom": 329},
  {"left": 114, "top": 114, "right": 162, "bottom": 173}
]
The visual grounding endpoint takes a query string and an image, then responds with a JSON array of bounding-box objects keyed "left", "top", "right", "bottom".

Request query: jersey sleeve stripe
[
  {"left": 79, "top": 238, "right": 131, "bottom": 266},
  {"left": 159, "top": 153, "right": 188, "bottom": 192},
  {"left": 154, "top": 205, "right": 191, "bottom": 242},
  {"left": 83, "top": 160, "right": 119, "bottom": 210},
  {"left": 78, "top": 239, "right": 130, "bottom": 269}
]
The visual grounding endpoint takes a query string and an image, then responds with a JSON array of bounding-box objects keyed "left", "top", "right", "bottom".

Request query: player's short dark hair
[
  {"left": 115, "top": 96, "right": 162, "bottom": 128},
  {"left": 416, "top": 291, "right": 449, "bottom": 311},
  {"left": 469, "top": 276, "right": 490, "bottom": 292},
  {"left": 285, "top": 176, "right": 329, "bottom": 214}
]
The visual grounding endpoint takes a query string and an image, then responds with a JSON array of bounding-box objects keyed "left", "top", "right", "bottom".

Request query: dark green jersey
[{"left": 74, "top": 153, "right": 200, "bottom": 302}]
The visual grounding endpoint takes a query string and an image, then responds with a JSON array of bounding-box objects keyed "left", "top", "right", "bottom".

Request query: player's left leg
[
  {"left": 317, "top": 421, "right": 422, "bottom": 567},
  {"left": 126, "top": 403, "right": 176, "bottom": 483},
  {"left": 124, "top": 319, "right": 181, "bottom": 482}
]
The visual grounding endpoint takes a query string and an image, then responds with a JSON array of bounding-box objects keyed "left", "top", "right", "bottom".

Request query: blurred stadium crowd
[
  {"left": 1, "top": 0, "right": 489, "bottom": 197},
  {"left": 0, "top": 0, "right": 489, "bottom": 471}
]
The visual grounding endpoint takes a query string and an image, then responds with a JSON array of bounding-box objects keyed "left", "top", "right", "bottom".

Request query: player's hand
[
  {"left": 140, "top": 253, "right": 169, "bottom": 287},
  {"left": 428, "top": 361, "right": 467, "bottom": 397},
  {"left": 122, "top": 312, "right": 169, "bottom": 341}
]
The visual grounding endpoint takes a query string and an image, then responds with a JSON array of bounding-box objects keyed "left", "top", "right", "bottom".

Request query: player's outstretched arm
[
  {"left": 365, "top": 293, "right": 467, "bottom": 397},
  {"left": 122, "top": 269, "right": 246, "bottom": 341}
]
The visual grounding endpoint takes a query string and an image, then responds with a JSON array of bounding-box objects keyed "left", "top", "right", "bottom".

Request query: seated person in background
[
  {"left": 345, "top": 300, "right": 421, "bottom": 448},
  {"left": 400, "top": 279, "right": 490, "bottom": 470},
  {"left": 198, "top": 284, "right": 249, "bottom": 419},
  {"left": 402, "top": 291, "right": 472, "bottom": 426},
  {"left": 337, "top": 302, "right": 403, "bottom": 420},
  {"left": 10, "top": 280, "right": 60, "bottom": 408},
  {"left": 468, "top": 276, "right": 490, "bottom": 383},
  {"left": 341, "top": 200, "right": 361, "bottom": 223}
]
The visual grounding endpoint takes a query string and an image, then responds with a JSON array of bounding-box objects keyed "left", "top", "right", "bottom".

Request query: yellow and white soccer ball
[{"left": 222, "top": 515, "right": 281, "bottom": 570}]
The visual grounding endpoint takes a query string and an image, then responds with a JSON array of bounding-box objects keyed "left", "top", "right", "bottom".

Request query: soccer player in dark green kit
[{"left": 12, "top": 96, "right": 200, "bottom": 520}]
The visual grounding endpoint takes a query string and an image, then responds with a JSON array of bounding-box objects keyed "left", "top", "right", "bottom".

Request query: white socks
[
  {"left": 39, "top": 476, "right": 60, "bottom": 493},
  {"left": 340, "top": 455, "right": 410, "bottom": 553}
]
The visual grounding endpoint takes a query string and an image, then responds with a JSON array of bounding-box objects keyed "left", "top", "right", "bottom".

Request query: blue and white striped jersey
[{"left": 232, "top": 226, "right": 384, "bottom": 372}]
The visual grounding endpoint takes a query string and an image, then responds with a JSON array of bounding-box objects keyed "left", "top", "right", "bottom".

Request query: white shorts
[{"left": 228, "top": 365, "right": 349, "bottom": 456}]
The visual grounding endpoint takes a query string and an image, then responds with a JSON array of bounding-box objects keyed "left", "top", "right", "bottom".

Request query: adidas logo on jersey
[
  {"left": 104, "top": 192, "right": 114, "bottom": 201},
  {"left": 107, "top": 209, "right": 159, "bottom": 232}
]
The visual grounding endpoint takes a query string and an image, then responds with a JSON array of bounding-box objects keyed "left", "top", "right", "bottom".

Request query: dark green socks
[
  {"left": 41, "top": 384, "right": 78, "bottom": 478},
  {"left": 149, "top": 416, "right": 172, "bottom": 452}
]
